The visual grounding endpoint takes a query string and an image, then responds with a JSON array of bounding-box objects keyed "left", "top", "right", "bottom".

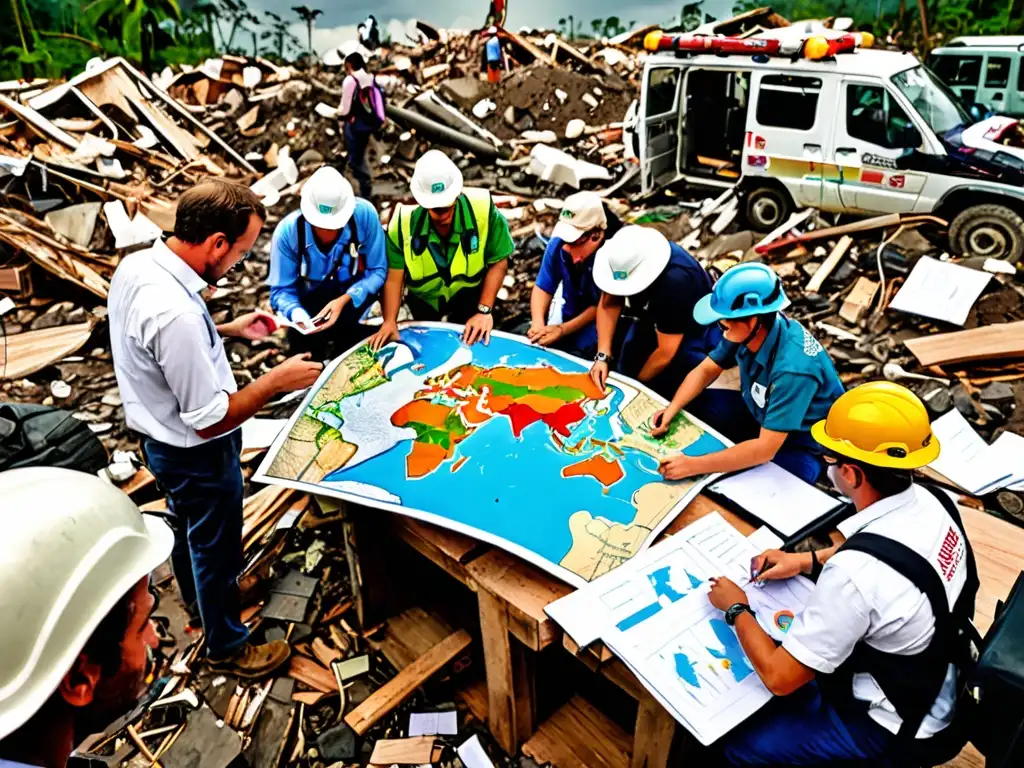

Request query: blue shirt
[
  {"left": 268, "top": 201, "right": 387, "bottom": 320},
  {"left": 709, "top": 314, "right": 845, "bottom": 433},
  {"left": 535, "top": 236, "right": 602, "bottom": 322},
  {"left": 630, "top": 243, "right": 713, "bottom": 339}
]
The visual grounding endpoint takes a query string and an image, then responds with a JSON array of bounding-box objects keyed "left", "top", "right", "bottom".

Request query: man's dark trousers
[
  {"left": 142, "top": 431, "right": 249, "bottom": 659},
  {"left": 344, "top": 122, "right": 373, "bottom": 199}
]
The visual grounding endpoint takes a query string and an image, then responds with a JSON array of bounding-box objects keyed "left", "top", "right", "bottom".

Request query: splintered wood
[
  {"left": 522, "top": 696, "right": 631, "bottom": 768},
  {"left": 905, "top": 321, "right": 1024, "bottom": 367},
  {"left": 345, "top": 630, "right": 472, "bottom": 736},
  {"left": 0, "top": 321, "right": 95, "bottom": 379}
]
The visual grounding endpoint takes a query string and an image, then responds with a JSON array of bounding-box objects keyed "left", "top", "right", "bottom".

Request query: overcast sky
[{"left": 241, "top": 0, "right": 738, "bottom": 55}]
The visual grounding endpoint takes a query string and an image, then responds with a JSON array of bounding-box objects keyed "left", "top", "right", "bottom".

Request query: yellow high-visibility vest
[{"left": 390, "top": 188, "right": 492, "bottom": 310}]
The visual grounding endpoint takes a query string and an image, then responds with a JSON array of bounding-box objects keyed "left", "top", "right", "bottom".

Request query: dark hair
[
  {"left": 173, "top": 180, "right": 265, "bottom": 246},
  {"left": 346, "top": 52, "right": 366, "bottom": 71},
  {"left": 81, "top": 589, "right": 136, "bottom": 678},
  {"left": 843, "top": 457, "right": 913, "bottom": 498},
  {"left": 755, "top": 312, "right": 777, "bottom": 330}
]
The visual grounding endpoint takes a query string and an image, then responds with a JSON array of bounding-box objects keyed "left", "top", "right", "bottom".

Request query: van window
[
  {"left": 930, "top": 54, "right": 982, "bottom": 86},
  {"left": 1019, "top": 63, "right": 1024, "bottom": 91},
  {"left": 756, "top": 75, "right": 821, "bottom": 130},
  {"left": 646, "top": 68, "right": 680, "bottom": 117},
  {"left": 985, "top": 57, "right": 1011, "bottom": 88},
  {"left": 846, "top": 84, "right": 915, "bottom": 148}
]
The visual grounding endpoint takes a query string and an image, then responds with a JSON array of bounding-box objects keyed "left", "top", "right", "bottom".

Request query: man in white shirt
[
  {"left": 109, "top": 180, "right": 322, "bottom": 678},
  {"left": 706, "top": 382, "right": 978, "bottom": 766}
]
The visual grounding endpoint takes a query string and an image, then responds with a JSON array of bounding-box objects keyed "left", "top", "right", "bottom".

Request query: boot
[{"left": 208, "top": 640, "right": 291, "bottom": 679}]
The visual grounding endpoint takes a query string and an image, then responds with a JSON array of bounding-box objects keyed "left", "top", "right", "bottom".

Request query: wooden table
[{"left": 360, "top": 492, "right": 754, "bottom": 764}]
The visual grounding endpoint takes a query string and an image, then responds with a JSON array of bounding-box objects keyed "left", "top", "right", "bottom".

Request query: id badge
[{"left": 750, "top": 382, "right": 768, "bottom": 409}]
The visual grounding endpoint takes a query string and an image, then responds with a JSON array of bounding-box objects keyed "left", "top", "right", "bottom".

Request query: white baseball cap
[
  {"left": 593, "top": 225, "right": 672, "bottom": 296},
  {"left": 410, "top": 150, "right": 464, "bottom": 209},
  {"left": 552, "top": 191, "right": 608, "bottom": 243},
  {"left": 300, "top": 166, "right": 356, "bottom": 230}
]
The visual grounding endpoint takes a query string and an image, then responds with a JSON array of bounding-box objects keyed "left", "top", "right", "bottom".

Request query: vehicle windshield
[{"left": 892, "top": 66, "right": 971, "bottom": 136}]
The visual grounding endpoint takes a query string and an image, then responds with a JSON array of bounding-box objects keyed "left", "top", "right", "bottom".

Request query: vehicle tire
[
  {"left": 949, "top": 204, "right": 1024, "bottom": 264},
  {"left": 743, "top": 186, "right": 793, "bottom": 232}
]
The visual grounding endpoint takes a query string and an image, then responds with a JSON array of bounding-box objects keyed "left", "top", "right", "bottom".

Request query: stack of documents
[
  {"left": 928, "top": 410, "right": 1024, "bottom": 495},
  {"left": 546, "top": 513, "right": 813, "bottom": 745}
]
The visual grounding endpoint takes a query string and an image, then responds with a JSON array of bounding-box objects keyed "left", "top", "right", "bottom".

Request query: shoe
[{"left": 208, "top": 640, "right": 291, "bottom": 679}]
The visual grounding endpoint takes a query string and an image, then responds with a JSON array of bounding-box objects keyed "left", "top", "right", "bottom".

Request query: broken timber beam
[
  {"left": 757, "top": 213, "right": 947, "bottom": 255},
  {"left": 805, "top": 235, "right": 852, "bottom": 294},
  {"left": 839, "top": 277, "right": 879, "bottom": 324},
  {"left": 344, "top": 629, "right": 471, "bottom": 735},
  {"left": 904, "top": 321, "right": 1024, "bottom": 367},
  {"left": 387, "top": 105, "right": 503, "bottom": 160}
]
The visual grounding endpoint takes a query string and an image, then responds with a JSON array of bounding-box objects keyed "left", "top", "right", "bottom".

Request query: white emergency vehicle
[
  {"left": 927, "top": 36, "right": 1024, "bottom": 118},
  {"left": 627, "top": 36, "right": 1024, "bottom": 262}
]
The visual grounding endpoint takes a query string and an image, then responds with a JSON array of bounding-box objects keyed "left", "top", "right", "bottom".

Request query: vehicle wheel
[
  {"left": 949, "top": 204, "right": 1024, "bottom": 263},
  {"left": 743, "top": 186, "right": 793, "bottom": 232}
]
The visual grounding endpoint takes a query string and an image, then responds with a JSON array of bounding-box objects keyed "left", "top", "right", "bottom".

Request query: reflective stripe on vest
[{"left": 392, "top": 188, "right": 492, "bottom": 309}]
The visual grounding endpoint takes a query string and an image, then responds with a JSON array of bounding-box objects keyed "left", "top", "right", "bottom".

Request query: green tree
[
  {"left": 291, "top": 4, "right": 322, "bottom": 53},
  {"left": 592, "top": 18, "right": 604, "bottom": 37}
]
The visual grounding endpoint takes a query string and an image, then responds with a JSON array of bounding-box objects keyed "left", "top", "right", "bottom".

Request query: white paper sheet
[
  {"left": 456, "top": 735, "right": 495, "bottom": 768},
  {"left": 747, "top": 526, "right": 784, "bottom": 552},
  {"left": 889, "top": 257, "right": 991, "bottom": 326},
  {"left": 928, "top": 410, "right": 1021, "bottom": 495},
  {"left": 991, "top": 432, "right": 1024, "bottom": 491},
  {"left": 408, "top": 711, "right": 458, "bottom": 737},
  {"left": 709, "top": 463, "right": 843, "bottom": 536},
  {"left": 241, "top": 418, "right": 288, "bottom": 451}
]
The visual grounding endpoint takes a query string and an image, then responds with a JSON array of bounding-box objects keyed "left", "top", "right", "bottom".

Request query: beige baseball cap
[{"left": 552, "top": 191, "right": 607, "bottom": 243}]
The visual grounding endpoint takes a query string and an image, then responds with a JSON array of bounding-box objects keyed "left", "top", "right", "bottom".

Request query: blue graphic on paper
[
  {"left": 615, "top": 565, "right": 707, "bottom": 631},
  {"left": 707, "top": 619, "right": 755, "bottom": 683},
  {"left": 674, "top": 651, "right": 701, "bottom": 688}
]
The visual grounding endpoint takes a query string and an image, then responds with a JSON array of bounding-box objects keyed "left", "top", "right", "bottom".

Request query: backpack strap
[
  {"left": 296, "top": 214, "right": 308, "bottom": 279},
  {"left": 838, "top": 532, "right": 954, "bottom": 742}
]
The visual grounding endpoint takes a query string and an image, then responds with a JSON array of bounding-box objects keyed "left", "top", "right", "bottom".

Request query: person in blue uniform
[
  {"left": 527, "top": 191, "right": 623, "bottom": 360},
  {"left": 652, "top": 263, "right": 845, "bottom": 484},
  {"left": 589, "top": 226, "right": 720, "bottom": 399},
  {"left": 268, "top": 166, "right": 386, "bottom": 359}
]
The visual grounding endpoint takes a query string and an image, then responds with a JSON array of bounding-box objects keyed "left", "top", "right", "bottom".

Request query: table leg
[
  {"left": 631, "top": 692, "right": 676, "bottom": 768},
  {"left": 478, "top": 587, "right": 536, "bottom": 754}
]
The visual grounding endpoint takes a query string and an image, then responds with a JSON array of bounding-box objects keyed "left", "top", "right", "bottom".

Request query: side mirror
[{"left": 968, "top": 103, "right": 991, "bottom": 122}]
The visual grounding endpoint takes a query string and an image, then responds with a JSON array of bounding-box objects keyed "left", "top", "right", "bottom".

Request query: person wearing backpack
[
  {"left": 339, "top": 52, "right": 384, "bottom": 200},
  {"left": 269, "top": 165, "right": 387, "bottom": 359},
  {"left": 705, "top": 381, "right": 979, "bottom": 767}
]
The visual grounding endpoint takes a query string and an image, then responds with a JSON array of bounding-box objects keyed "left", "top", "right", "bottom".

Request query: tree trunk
[
  {"left": 307, "top": 21, "right": 313, "bottom": 53},
  {"left": 916, "top": 0, "right": 929, "bottom": 41}
]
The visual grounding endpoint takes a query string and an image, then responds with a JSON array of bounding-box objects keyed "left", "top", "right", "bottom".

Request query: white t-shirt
[{"left": 783, "top": 484, "right": 969, "bottom": 738}]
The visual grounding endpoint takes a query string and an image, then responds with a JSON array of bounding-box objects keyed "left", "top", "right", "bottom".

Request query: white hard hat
[
  {"left": 410, "top": 150, "right": 464, "bottom": 209},
  {"left": 0, "top": 468, "right": 173, "bottom": 739},
  {"left": 593, "top": 225, "right": 672, "bottom": 297},
  {"left": 300, "top": 166, "right": 356, "bottom": 230}
]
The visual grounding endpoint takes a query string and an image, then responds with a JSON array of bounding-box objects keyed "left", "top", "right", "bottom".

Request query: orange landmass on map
[
  {"left": 407, "top": 441, "right": 449, "bottom": 478},
  {"left": 561, "top": 454, "right": 625, "bottom": 487},
  {"left": 392, "top": 399, "right": 451, "bottom": 428}
]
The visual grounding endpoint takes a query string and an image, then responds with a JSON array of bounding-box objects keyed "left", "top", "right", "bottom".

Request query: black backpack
[{"left": 0, "top": 403, "right": 108, "bottom": 473}]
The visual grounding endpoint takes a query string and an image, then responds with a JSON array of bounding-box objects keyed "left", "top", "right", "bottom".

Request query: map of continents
[{"left": 258, "top": 324, "right": 728, "bottom": 587}]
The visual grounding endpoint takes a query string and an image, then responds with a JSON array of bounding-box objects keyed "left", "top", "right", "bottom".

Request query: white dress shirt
[
  {"left": 109, "top": 240, "right": 238, "bottom": 448},
  {"left": 782, "top": 484, "right": 969, "bottom": 738}
]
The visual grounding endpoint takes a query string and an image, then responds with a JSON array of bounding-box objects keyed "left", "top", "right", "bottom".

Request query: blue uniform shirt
[
  {"left": 535, "top": 236, "right": 602, "bottom": 322},
  {"left": 709, "top": 314, "right": 845, "bottom": 433},
  {"left": 268, "top": 201, "right": 387, "bottom": 321},
  {"left": 485, "top": 37, "right": 502, "bottom": 63},
  {"left": 630, "top": 243, "right": 714, "bottom": 339}
]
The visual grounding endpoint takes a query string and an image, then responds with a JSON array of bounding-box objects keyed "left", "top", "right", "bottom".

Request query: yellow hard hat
[{"left": 810, "top": 381, "right": 940, "bottom": 469}]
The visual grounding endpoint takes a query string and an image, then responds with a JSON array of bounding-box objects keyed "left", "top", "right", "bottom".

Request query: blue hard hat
[{"left": 693, "top": 263, "right": 790, "bottom": 325}]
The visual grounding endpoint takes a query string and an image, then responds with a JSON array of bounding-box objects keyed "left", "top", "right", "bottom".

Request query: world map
[{"left": 256, "top": 323, "right": 730, "bottom": 587}]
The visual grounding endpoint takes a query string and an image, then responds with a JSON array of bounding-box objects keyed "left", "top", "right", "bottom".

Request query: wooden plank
[
  {"left": 631, "top": 693, "right": 676, "bottom": 768},
  {"left": 287, "top": 655, "right": 337, "bottom": 694},
  {"left": 805, "top": 235, "right": 852, "bottom": 293},
  {"left": 345, "top": 630, "right": 472, "bottom": 736},
  {"left": 0, "top": 321, "right": 95, "bottom": 380},
  {"left": 466, "top": 549, "right": 570, "bottom": 651},
  {"left": 310, "top": 637, "right": 341, "bottom": 668},
  {"left": 478, "top": 588, "right": 517, "bottom": 755},
  {"left": 456, "top": 677, "right": 488, "bottom": 723},
  {"left": 839, "top": 276, "right": 879, "bottom": 324},
  {"left": 0, "top": 213, "right": 110, "bottom": 298},
  {"left": 367, "top": 607, "right": 452, "bottom": 672},
  {"left": 659, "top": 493, "right": 755, "bottom": 540},
  {"left": 904, "top": 321, "right": 1024, "bottom": 367},
  {"left": 522, "top": 696, "right": 630, "bottom": 768},
  {"left": 961, "top": 505, "right": 1024, "bottom": 634},
  {"left": 0, "top": 262, "right": 32, "bottom": 296},
  {"left": 391, "top": 516, "right": 480, "bottom": 587},
  {"left": 368, "top": 736, "right": 437, "bottom": 765}
]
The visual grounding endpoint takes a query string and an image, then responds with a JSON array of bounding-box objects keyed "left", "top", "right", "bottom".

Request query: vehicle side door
[
  {"left": 745, "top": 71, "right": 833, "bottom": 208},
  {"left": 1014, "top": 55, "right": 1024, "bottom": 117},
  {"left": 831, "top": 78, "right": 927, "bottom": 214},
  {"left": 639, "top": 65, "right": 683, "bottom": 194},
  {"left": 977, "top": 52, "right": 1013, "bottom": 115}
]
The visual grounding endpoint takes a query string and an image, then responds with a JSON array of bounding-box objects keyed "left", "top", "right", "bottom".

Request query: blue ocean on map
[{"left": 326, "top": 328, "right": 726, "bottom": 565}]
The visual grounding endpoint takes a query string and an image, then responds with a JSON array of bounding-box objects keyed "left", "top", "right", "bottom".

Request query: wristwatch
[
  {"left": 724, "top": 603, "right": 756, "bottom": 627},
  {"left": 594, "top": 352, "right": 614, "bottom": 364},
  {"left": 476, "top": 304, "right": 492, "bottom": 316}
]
